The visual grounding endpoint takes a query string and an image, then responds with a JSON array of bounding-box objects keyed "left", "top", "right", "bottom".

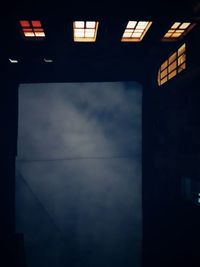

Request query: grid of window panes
[
  {"left": 20, "top": 20, "right": 45, "bottom": 38},
  {"left": 73, "top": 21, "right": 99, "bottom": 42},
  {"left": 162, "top": 22, "right": 195, "bottom": 41},
  {"left": 158, "top": 43, "right": 186, "bottom": 86},
  {"left": 121, "top": 21, "right": 152, "bottom": 42}
]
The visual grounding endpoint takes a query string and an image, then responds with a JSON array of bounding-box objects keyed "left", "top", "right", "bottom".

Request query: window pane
[
  {"left": 161, "top": 68, "right": 168, "bottom": 79},
  {"left": 178, "top": 63, "right": 186, "bottom": 73},
  {"left": 178, "top": 54, "right": 186, "bottom": 66},
  {"left": 178, "top": 44, "right": 186, "bottom": 56},
  {"left": 168, "top": 70, "right": 177, "bottom": 79},
  {"left": 161, "top": 61, "right": 168, "bottom": 71},
  {"left": 168, "top": 61, "right": 177, "bottom": 73},
  {"left": 169, "top": 52, "right": 177, "bottom": 64}
]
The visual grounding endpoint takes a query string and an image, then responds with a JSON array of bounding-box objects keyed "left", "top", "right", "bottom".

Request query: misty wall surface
[{"left": 16, "top": 82, "right": 142, "bottom": 267}]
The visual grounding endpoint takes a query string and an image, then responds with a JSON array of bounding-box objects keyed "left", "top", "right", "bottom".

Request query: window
[
  {"left": 20, "top": 20, "right": 45, "bottom": 38},
  {"left": 162, "top": 22, "right": 195, "bottom": 41},
  {"left": 44, "top": 58, "right": 53, "bottom": 63},
  {"left": 9, "top": 58, "right": 18, "bottom": 63},
  {"left": 121, "top": 21, "right": 152, "bottom": 42},
  {"left": 73, "top": 21, "right": 99, "bottom": 42},
  {"left": 158, "top": 43, "right": 186, "bottom": 86}
]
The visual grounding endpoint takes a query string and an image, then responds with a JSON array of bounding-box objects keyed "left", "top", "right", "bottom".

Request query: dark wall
[
  {"left": 142, "top": 25, "right": 200, "bottom": 267},
  {"left": 0, "top": 75, "right": 24, "bottom": 266}
]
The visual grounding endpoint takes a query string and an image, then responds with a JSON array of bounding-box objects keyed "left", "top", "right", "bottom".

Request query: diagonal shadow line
[{"left": 16, "top": 168, "right": 76, "bottom": 249}]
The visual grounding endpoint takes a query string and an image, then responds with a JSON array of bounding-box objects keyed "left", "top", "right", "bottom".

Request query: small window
[
  {"left": 157, "top": 43, "right": 186, "bottom": 86},
  {"left": 121, "top": 21, "right": 152, "bottom": 42},
  {"left": 162, "top": 22, "right": 195, "bottom": 41},
  {"left": 19, "top": 20, "right": 45, "bottom": 39},
  {"left": 9, "top": 59, "right": 18, "bottom": 64},
  {"left": 73, "top": 21, "right": 99, "bottom": 42}
]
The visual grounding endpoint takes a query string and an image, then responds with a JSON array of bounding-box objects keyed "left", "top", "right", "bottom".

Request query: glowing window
[
  {"left": 44, "top": 58, "right": 53, "bottom": 63},
  {"left": 121, "top": 21, "right": 152, "bottom": 42},
  {"left": 162, "top": 22, "right": 195, "bottom": 41},
  {"left": 9, "top": 59, "right": 18, "bottom": 64},
  {"left": 73, "top": 21, "right": 99, "bottom": 42},
  {"left": 158, "top": 43, "right": 186, "bottom": 86},
  {"left": 19, "top": 20, "right": 45, "bottom": 39}
]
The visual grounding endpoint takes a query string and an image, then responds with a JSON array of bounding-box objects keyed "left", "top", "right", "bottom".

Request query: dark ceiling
[{"left": 1, "top": 0, "right": 200, "bottom": 83}]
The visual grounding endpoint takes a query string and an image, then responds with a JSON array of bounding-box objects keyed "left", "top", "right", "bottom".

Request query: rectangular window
[
  {"left": 162, "top": 22, "right": 195, "bottom": 41},
  {"left": 73, "top": 21, "right": 99, "bottom": 42},
  {"left": 20, "top": 20, "right": 45, "bottom": 39},
  {"left": 158, "top": 43, "right": 186, "bottom": 86},
  {"left": 121, "top": 21, "right": 152, "bottom": 42}
]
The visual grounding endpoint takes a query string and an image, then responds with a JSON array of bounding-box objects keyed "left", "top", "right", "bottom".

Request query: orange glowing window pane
[
  {"left": 124, "top": 29, "right": 133, "bottom": 33},
  {"left": 24, "top": 32, "right": 35, "bottom": 37},
  {"left": 161, "top": 76, "right": 168, "bottom": 85},
  {"left": 171, "top": 22, "right": 181, "bottom": 29},
  {"left": 178, "top": 63, "right": 186, "bottom": 73},
  {"left": 132, "top": 32, "right": 142, "bottom": 38},
  {"left": 74, "top": 28, "right": 85, "bottom": 38},
  {"left": 178, "top": 54, "right": 186, "bottom": 66},
  {"left": 161, "top": 68, "right": 168, "bottom": 79},
  {"left": 31, "top": 20, "right": 42, "bottom": 27},
  {"left": 86, "top": 21, "right": 96, "bottom": 28},
  {"left": 75, "top": 21, "right": 85, "bottom": 28},
  {"left": 171, "top": 32, "right": 182, "bottom": 38},
  {"left": 168, "top": 69, "right": 177, "bottom": 79},
  {"left": 178, "top": 43, "right": 186, "bottom": 56},
  {"left": 136, "top": 21, "right": 148, "bottom": 29},
  {"left": 35, "top": 32, "right": 45, "bottom": 37},
  {"left": 85, "top": 29, "right": 95, "bottom": 37},
  {"left": 127, "top": 21, "right": 137, "bottom": 28},
  {"left": 23, "top": 28, "right": 33, "bottom": 32},
  {"left": 161, "top": 61, "right": 168, "bottom": 71},
  {"left": 164, "top": 33, "right": 172, "bottom": 38},
  {"left": 20, "top": 20, "right": 30, "bottom": 27},
  {"left": 168, "top": 61, "right": 177, "bottom": 73},
  {"left": 123, "top": 31, "right": 132, "bottom": 38},
  {"left": 169, "top": 52, "right": 177, "bottom": 64},
  {"left": 134, "top": 29, "right": 143, "bottom": 33},
  {"left": 179, "top": 22, "right": 191, "bottom": 29},
  {"left": 34, "top": 28, "right": 44, "bottom": 32}
]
